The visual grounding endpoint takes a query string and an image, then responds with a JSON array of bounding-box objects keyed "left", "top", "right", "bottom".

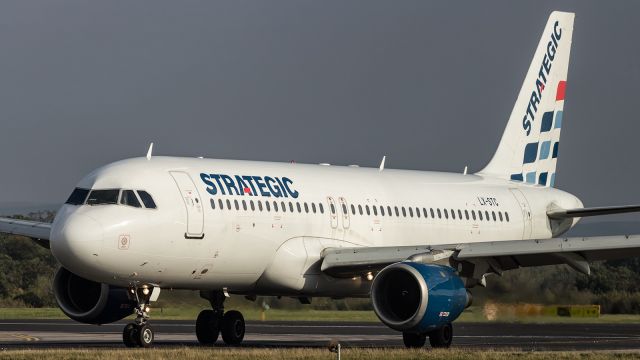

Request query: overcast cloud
[{"left": 0, "top": 0, "right": 639, "bottom": 209}]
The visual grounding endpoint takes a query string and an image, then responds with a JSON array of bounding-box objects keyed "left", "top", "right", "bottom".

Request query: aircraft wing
[
  {"left": 547, "top": 205, "right": 640, "bottom": 219},
  {"left": 0, "top": 217, "right": 52, "bottom": 249},
  {"left": 320, "top": 234, "right": 640, "bottom": 279}
]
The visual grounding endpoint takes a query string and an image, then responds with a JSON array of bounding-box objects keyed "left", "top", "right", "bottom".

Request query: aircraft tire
[
  {"left": 122, "top": 323, "right": 138, "bottom": 348},
  {"left": 196, "top": 309, "right": 221, "bottom": 345},
  {"left": 221, "top": 310, "right": 245, "bottom": 345},
  {"left": 428, "top": 323, "right": 453, "bottom": 348},
  {"left": 402, "top": 332, "right": 427, "bottom": 348},
  {"left": 137, "top": 324, "right": 154, "bottom": 348}
]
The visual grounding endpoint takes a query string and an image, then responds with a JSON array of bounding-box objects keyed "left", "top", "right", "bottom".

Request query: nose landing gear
[
  {"left": 197, "top": 290, "right": 246, "bottom": 346},
  {"left": 122, "top": 285, "right": 158, "bottom": 348}
]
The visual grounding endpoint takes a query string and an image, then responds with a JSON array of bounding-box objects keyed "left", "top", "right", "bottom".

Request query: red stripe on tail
[{"left": 556, "top": 80, "right": 566, "bottom": 101}]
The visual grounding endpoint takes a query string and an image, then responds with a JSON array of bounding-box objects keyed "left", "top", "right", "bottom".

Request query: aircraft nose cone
[{"left": 51, "top": 213, "right": 103, "bottom": 271}]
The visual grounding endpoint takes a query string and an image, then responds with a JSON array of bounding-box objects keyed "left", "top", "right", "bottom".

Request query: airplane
[{"left": 2, "top": 10, "right": 640, "bottom": 349}]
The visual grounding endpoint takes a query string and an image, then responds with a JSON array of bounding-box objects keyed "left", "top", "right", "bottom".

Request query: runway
[{"left": 2, "top": 319, "right": 640, "bottom": 351}]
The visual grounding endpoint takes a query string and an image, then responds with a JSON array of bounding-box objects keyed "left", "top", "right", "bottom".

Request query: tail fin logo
[{"left": 522, "top": 21, "right": 563, "bottom": 135}]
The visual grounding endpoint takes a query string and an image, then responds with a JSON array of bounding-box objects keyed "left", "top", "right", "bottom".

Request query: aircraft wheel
[
  {"left": 122, "top": 323, "right": 138, "bottom": 348},
  {"left": 402, "top": 331, "right": 426, "bottom": 348},
  {"left": 137, "top": 324, "right": 154, "bottom": 348},
  {"left": 428, "top": 322, "right": 453, "bottom": 348},
  {"left": 221, "top": 310, "right": 245, "bottom": 345},
  {"left": 196, "top": 309, "right": 221, "bottom": 345}
]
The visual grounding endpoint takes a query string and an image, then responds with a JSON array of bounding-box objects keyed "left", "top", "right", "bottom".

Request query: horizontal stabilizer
[{"left": 547, "top": 205, "right": 640, "bottom": 219}]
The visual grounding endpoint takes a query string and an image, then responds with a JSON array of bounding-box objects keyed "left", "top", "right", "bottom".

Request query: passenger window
[
  {"left": 388, "top": 206, "right": 393, "bottom": 216},
  {"left": 319, "top": 203, "right": 324, "bottom": 214},
  {"left": 234, "top": 200, "right": 240, "bottom": 210},
  {"left": 401, "top": 207, "right": 406, "bottom": 217},
  {"left": 351, "top": 204, "right": 356, "bottom": 215},
  {"left": 266, "top": 201, "right": 271, "bottom": 211},
  {"left": 342, "top": 203, "right": 348, "bottom": 214},
  {"left": 312, "top": 203, "right": 317, "bottom": 213},
  {"left": 437, "top": 208, "right": 441, "bottom": 219},
  {"left": 297, "top": 202, "right": 302, "bottom": 213},
  {"left": 65, "top": 188, "right": 90, "bottom": 205},
  {"left": 499, "top": 211, "right": 503, "bottom": 221},
  {"left": 137, "top": 191, "right": 157, "bottom": 209},
  {"left": 478, "top": 211, "right": 483, "bottom": 221},
  {"left": 505, "top": 212, "right": 510, "bottom": 222},
  {"left": 120, "top": 190, "right": 142, "bottom": 208},
  {"left": 358, "top": 205, "right": 363, "bottom": 215},
  {"left": 415, "top": 207, "right": 420, "bottom": 218},
  {"left": 250, "top": 200, "right": 255, "bottom": 211},
  {"left": 444, "top": 209, "right": 448, "bottom": 219},
  {"left": 458, "top": 209, "right": 463, "bottom": 219},
  {"left": 380, "top": 206, "right": 385, "bottom": 216},
  {"left": 273, "top": 201, "right": 278, "bottom": 212},
  {"left": 210, "top": 198, "right": 216, "bottom": 210},
  {"left": 366, "top": 205, "right": 371, "bottom": 216},
  {"left": 373, "top": 206, "right": 378, "bottom": 216},
  {"left": 87, "top": 189, "right": 120, "bottom": 205},
  {"left": 450, "top": 209, "right": 455, "bottom": 219},
  {"left": 485, "top": 211, "right": 490, "bottom": 221},
  {"left": 492, "top": 211, "right": 497, "bottom": 221},
  {"left": 226, "top": 199, "right": 232, "bottom": 210},
  {"left": 465, "top": 210, "right": 469, "bottom": 220},
  {"left": 423, "top": 208, "right": 428, "bottom": 218},
  {"left": 471, "top": 210, "right": 476, "bottom": 220},
  {"left": 305, "top": 203, "right": 309, "bottom": 213},
  {"left": 281, "top": 201, "right": 286, "bottom": 212},
  {"left": 242, "top": 200, "right": 247, "bottom": 211},
  {"left": 289, "top": 202, "right": 294, "bottom": 212},
  {"left": 395, "top": 206, "right": 400, "bottom": 217},
  {"left": 408, "top": 207, "right": 413, "bottom": 217},
  {"left": 430, "top": 208, "right": 435, "bottom": 218},
  {"left": 219, "top": 199, "right": 224, "bottom": 210}
]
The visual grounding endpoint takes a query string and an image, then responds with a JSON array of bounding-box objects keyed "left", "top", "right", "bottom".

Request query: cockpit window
[
  {"left": 120, "top": 190, "right": 142, "bottom": 208},
  {"left": 137, "top": 190, "right": 157, "bottom": 209},
  {"left": 86, "top": 189, "right": 120, "bottom": 205},
  {"left": 65, "top": 188, "right": 90, "bottom": 205}
]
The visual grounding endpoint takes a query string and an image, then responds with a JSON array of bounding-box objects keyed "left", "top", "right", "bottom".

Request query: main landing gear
[
  {"left": 402, "top": 322, "right": 453, "bottom": 349},
  {"left": 123, "top": 285, "right": 158, "bottom": 348},
  {"left": 196, "top": 290, "right": 246, "bottom": 346}
]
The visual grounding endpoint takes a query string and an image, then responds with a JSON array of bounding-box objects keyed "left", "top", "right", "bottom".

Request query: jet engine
[
  {"left": 53, "top": 267, "right": 135, "bottom": 324},
  {"left": 371, "top": 262, "right": 470, "bottom": 333}
]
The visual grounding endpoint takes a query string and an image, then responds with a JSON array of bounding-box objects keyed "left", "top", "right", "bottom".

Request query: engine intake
[
  {"left": 53, "top": 267, "right": 135, "bottom": 324},
  {"left": 371, "top": 262, "right": 470, "bottom": 333}
]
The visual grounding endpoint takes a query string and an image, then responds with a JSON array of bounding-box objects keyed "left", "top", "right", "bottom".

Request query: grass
[
  {"left": 3, "top": 306, "right": 640, "bottom": 323},
  {"left": 0, "top": 348, "right": 638, "bottom": 360}
]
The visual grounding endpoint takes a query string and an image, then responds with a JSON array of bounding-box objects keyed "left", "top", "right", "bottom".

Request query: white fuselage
[{"left": 49, "top": 156, "right": 582, "bottom": 297}]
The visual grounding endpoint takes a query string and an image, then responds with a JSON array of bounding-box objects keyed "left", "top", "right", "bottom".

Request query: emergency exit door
[{"left": 170, "top": 171, "right": 205, "bottom": 239}]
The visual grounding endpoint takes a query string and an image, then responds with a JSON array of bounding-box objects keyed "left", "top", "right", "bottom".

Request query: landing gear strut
[
  {"left": 197, "top": 290, "right": 246, "bottom": 346},
  {"left": 122, "top": 285, "right": 157, "bottom": 348}
]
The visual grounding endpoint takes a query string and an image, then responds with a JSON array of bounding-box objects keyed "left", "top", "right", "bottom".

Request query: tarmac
[{"left": 2, "top": 319, "right": 640, "bottom": 351}]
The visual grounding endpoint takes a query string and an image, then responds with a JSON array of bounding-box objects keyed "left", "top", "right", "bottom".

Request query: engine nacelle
[
  {"left": 371, "top": 262, "right": 470, "bottom": 333},
  {"left": 53, "top": 267, "right": 135, "bottom": 325}
]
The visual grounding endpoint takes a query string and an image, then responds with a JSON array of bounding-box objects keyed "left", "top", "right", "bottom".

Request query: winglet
[
  {"left": 146, "top": 142, "right": 154, "bottom": 160},
  {"left": 379, "top": 156, "right": 386, "bottom": 172}
]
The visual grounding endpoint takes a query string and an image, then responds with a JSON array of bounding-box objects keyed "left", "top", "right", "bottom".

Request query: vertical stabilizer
[{"left": 478, "top": 11, "right": 574, "bottom": 187}]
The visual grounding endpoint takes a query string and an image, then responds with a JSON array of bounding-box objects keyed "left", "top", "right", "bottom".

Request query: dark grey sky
[{"left": 1, "top": 1, "right": 639, "bottom": 207}]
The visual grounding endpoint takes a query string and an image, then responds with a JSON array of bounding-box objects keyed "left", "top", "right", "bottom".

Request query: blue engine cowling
[
  {"left": 53, "top": 267, "right": 136, "bottom": 325},
  {"left": 371, "top": 262, "right": 470, "bottom": 333}
]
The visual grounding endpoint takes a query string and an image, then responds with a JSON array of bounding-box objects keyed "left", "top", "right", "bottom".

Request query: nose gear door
[{"left": 170, "top": 171, "right": 205, "bottom": 239}]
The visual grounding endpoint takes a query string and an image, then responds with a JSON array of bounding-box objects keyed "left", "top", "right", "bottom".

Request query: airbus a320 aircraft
[{"left": 1, "top": 11, "right": 639, "bottom": 349}]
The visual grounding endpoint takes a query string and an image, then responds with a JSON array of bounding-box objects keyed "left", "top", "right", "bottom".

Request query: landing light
[
  {"left": 142, "top": 287, "right": 150, "bottom": 296},
  {"left": 366, "top": 272, "right": 374, "bottom": 281}
]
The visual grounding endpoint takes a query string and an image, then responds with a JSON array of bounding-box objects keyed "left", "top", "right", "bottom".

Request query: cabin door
[
  {"left": 170, "top": 171, "right": 205, "bottom": 239},
  {"left": 509, "top": 188, "right": 532, "bottom": 239}
]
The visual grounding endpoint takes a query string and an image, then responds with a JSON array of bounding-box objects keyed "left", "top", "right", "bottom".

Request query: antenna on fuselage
[
  {"left": 463, "top": 166, "right": 468, "bottom": 175},
  {"left": 379, "top": 156, "right": 386, "bottom": 172},
  {"left": 146, "top": 142, "right": 154, "bottom": 160}
]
